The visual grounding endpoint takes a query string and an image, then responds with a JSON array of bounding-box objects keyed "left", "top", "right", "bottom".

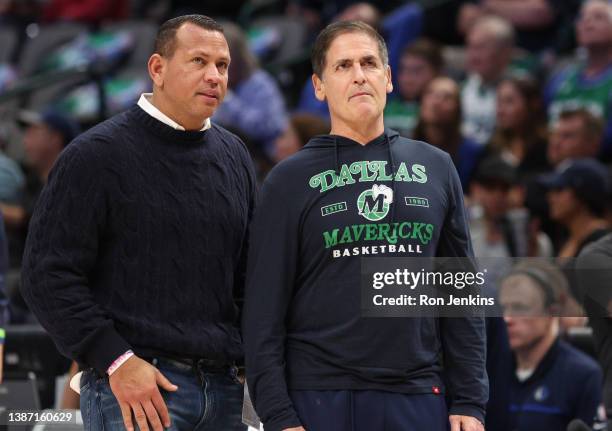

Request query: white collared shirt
[{"left": 137, "top": 93, "right": 211, "bottom": 131}]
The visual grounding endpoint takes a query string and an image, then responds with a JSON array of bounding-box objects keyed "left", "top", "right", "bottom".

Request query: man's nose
[
  {"left": 353, "top": 64, "right": 367, "bottom": 84},
  {"left": 204, "top": 63, "right": 221, "bottom": 84}
]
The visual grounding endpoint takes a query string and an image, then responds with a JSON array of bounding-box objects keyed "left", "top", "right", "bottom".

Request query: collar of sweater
[{"left": 130, "top": 104, "right": 211, "bottom": 144}]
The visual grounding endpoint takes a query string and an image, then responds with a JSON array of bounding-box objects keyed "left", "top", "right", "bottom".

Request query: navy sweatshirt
[
  {"left": 243, "top": 130, "right": 488, "bottom": 431},
  {"left": 505, "top": 339, "right": 602, "bottom": 430},
  {"left": 21, "top": 105, "right": 256, "bottom": 375}
]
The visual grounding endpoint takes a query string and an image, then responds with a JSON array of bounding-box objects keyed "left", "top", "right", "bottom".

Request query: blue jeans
[{"left": 80, "top": 358, "right": 246, "bottom": 431}]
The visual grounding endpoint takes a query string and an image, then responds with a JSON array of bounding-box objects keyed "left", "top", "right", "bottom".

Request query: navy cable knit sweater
[{"left": 21, "top": 105, "right": 256, "bottom": 375}]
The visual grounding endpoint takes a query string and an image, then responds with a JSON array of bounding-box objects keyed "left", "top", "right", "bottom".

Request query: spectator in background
[
  {"left": 462, "top": 15, "right": 515, "bottom": 146},
  {"left": 488, "top": 76, "right": 550, "bottom": 179},
  {"left": 543, "top": 158, "right": 611, "bottom": 258},
  {"left": 413, "top": 76, "right": 482, "bottom": 191},
  {"left": 334, "top": 2, "right": 381, "bottom": 28},
  {"left": 213, "top": 22, "right": 288, "bottom": 159},
  {"left": 546, "top": 0, "right": 612, "bottom": 158},
  {"left": 0, "top": 110, "right": 79, "bottom": 269},
  {"left": 0, "top": 148, "right": 24, "bottom": 206},
  {"left": 469, "top": 156, "right": 553, "bottom": 262},
  {"left": 384, "top": 38, "right": 443, "bottom": 138},
  {"left": 547, "top": 108, "right": 603, "bottom": 167},
  {"left": 543, "top": 158, "right": 610, "bottom": 330},
  {"left": 286, "top": 0, "right": 395, "bottom": 33},
  {"left": 498, "top": 260, "right": 603, "bottom": 431},
  {"left": 457, "top": 0, "right": 558, "bottom": 53},
  {"left": 274, "top": 113, "right": 329, "bottom": 163},
  {"left": 577, "top": 234, "right": 612, "bottom": 430}
]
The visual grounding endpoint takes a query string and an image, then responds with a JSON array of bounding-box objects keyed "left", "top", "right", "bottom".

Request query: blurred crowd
[{"left": 0, "top": 0, "right": 612, "bottom": 429}]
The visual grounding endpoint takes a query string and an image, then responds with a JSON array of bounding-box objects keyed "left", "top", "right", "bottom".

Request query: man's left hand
[{"left": 449, "top": 415, "right": 484, "bottom": 431}]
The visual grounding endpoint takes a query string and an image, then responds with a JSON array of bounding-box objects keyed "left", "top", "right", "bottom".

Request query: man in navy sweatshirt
[
  {"left": 243, "top": 21, "right": 487, "bottom": 431},
  {"left": 497, "top": 261, "right": 602, "bottom": 430},
  {"left": 21, "top": 15, "right": 255, "bottom": 431}
]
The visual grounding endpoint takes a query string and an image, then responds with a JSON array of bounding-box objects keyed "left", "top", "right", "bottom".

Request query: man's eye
[
  {"left": 218, "top": 62, "right": 228, "bottom": 71},
  {"left": 193, "top": 57, "right": 204, "bottom": 64}
]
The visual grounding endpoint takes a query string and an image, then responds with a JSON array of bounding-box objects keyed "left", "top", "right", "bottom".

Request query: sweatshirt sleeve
[
  {"left": 20, "top": 141, "right": 131, "bottom": 375},
  {"left": 242, "top": 168, "right": 302, "bottom": 431},
  {"left": 437, "top": 153, "right": 489, "bottom": 423},
  {"left": 233, "top": 144, "right": 258, "bottom": 329}
]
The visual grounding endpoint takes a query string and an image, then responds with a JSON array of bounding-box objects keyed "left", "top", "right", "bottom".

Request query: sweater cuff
[
  {"left": 449, "top": 404, "right": 485, "bottom": 425},
  {"left": 264, "top": 411, "right": 302, "bottom": 431},
  {"left": 84, "top": 325, "right": 132, "bottom": 376}
]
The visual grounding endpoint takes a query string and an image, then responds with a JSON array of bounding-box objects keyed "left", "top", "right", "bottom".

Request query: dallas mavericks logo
[
  {"left": 357, "top": 184, "right": 393, "bottom": 221},
  {"left": 533, "top": 386, "right": 549, "bottom": 402}
]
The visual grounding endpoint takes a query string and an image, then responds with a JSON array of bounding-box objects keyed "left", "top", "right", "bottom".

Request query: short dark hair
[
  {"left": 154, "top": 14, "right": 224, "bottom": 58},
  {"left": 558, "top": 107, "right": 605, "bottom": 143},
  {"left": 311, "top": 20, "right": 388, "bottom": 78},
  {"left": 401, "top": 38, "right": 443, "bottom": 73}
]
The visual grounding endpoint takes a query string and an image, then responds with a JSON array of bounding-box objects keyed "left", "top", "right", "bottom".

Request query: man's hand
[
  {"left": 449, "top": 415, "right": 484, "bottom": 431},
  {"left": 109, "top": 355, "right": 178, "bottom": 431}
]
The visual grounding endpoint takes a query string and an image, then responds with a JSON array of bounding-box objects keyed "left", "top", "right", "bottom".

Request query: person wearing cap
[
  {"left": 20, "top": 15, "right": 255, "bottom": 431},
  {"left": 542, "top": 157, "right": 611, "bottom": 331},
  {"left": 0, "top": 109, "right": 80, "bottom": 270},
  {"left": 497, "top": 260, "right": 603, "bottom": 431},
  {"left": 543, "top": 158, "right": 611, "bottom": 259}
]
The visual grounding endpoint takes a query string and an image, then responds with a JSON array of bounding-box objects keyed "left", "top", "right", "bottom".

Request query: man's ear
[
  {"left": 312, "top": 73, "right": 326, "bottom": 102},
  {"left": 385, "top": 65, "right": 393, "bottom": 94},
  {"left": 148, "top": 53, "right": 166, "bottom": 88}
]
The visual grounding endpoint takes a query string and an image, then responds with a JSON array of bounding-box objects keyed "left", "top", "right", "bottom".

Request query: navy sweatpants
[{"left": 290, "top": 390, "right": 450, "bottom": 431}]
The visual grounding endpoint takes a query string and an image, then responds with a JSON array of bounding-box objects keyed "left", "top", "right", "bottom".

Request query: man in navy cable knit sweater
[{"left": 21, "top": 15, "right": 255, "bottom": 431}]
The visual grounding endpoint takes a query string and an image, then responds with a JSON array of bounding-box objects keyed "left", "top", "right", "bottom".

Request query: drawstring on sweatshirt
[
  {"left": 385, "top": 134, "right": 397, "bottom": 224},
  {"left": 334, "top": 136, "right": 340, "bottom": 174}
]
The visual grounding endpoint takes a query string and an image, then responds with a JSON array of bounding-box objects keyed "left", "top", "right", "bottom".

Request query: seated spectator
[
  {"left": 1, "top": 110, "right": 79, "bottom": 268},
  {"left": 462, "top": 15, "right": 515, "bottom": 145},
  {"left": 547, "top": 108, "right": 604, "bottom": 167},
  {"left": 543, "top": 158, "right": 610, "bottom": 330},
  {"left": 488, "top": 76, "right": 550, "bottom": 179},
  {"left": 384, "top": 38, "right": 442, "bottom": 138},
  {"left": 334, "top": 2, "right": 381, "bottom": 28},
  {"left": 274, "top": 113, "right": 329, "bottom": 163},
  {"left": 546, "top": 0, "right": 612, "bottom": 158},
  {"left": 469, "top": 156, "right": 552, "bottom": 262},
  {"left": 456, "top": 0, "right": 558, "bottom": 53},
  {"left": 413, "top": 76, "right": 482, "bottom": 190},
  {"left": 212, "top": 22, "right": 288, "bottom": 158},
  {"left": 0, "top": 150, "right": 24, "bottom": 205},
  {"left": 498, "top": 260, "right": 603, "bottom": 430},
  {"left": 577, "top": 234, "right": 612, "bottom": 430},
  {"left": 543, "top": 158, "right": 611, "bottom": 258},
  {"left": 287, "top": 0, "right": 394, "bottom": 34}
]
